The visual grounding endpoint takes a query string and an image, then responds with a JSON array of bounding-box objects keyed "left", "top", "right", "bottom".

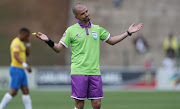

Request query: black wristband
[
  {"left": 127, "top": 31, "right": 132, "bottom": 36},
  {"left": 45, "top": 39, "right": 54, "bottom": 47}
]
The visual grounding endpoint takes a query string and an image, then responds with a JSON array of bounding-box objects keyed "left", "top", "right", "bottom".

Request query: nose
[{"left": 85, "top": 12, "right": 88, "bottom": 16}]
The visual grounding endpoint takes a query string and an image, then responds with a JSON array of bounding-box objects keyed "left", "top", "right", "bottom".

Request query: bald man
[{"left": 35, "top": 3, "right": 143, "bottom": 109}]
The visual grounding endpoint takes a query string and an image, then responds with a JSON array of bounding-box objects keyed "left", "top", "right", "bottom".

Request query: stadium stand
[{"left": 71, "top": 0, "right": 180, "bottom": 67}]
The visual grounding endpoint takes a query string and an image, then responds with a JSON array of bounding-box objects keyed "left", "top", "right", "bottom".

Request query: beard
[
  {"left": 79, "top": 16, "right": 90, "bottom": 22},
  {"left": 83, "top": 18, "right": 90, "bottom": 22}
]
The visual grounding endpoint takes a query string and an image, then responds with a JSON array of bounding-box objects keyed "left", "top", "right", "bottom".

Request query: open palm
[
  {"left": 36, "top": 32, "right": 49, "bottom": 41},
  {"left": 128, "top": 23, "right": 143, "bottom": 34}
]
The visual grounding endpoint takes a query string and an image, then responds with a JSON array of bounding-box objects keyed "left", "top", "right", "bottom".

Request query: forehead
[
  {"left": 76, "top": 6, "right": 88, "bottom": 14},
  {"left": 22, "top": 32, "right": 30, "bottom": 36}
]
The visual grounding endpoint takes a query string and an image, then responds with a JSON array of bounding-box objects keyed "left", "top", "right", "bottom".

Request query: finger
[
  {"left": 36, "top": 32, "right": 42, "bottom": 37},
  {"left": 137, "top": 24, "right": 141, "bottom": 29},
  {"left": 36, "top": 34, "right": 42, "bottom": 40},
  {"left": 130, "top": 23, "right": 135, "bottom": 27},
  {"left": 38, "top": 32, "right": 43, "bottom": 35},
  {"left": 139, "top": 24, "right": 143, "bottom": 29},
  {"left": 36, "top": 32, "right": 41, "bottom": 37},
  {"left": 138, "top": 26, "right": 142, "bottom": 30},
  {"left": 139, "top": 23, "right": 143, "bottom": 28},
  {"left": 36, "top": 34, "right": 41, "bottom": 38},
  {"left": 137, "top": 23, "right": 143, "bottom": 30}
]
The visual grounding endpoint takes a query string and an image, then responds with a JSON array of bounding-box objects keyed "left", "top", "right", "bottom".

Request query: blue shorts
[{"left": 10, "top": 66, "right": 28, "bottom": 90}]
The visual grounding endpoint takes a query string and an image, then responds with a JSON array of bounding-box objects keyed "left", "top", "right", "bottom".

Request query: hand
[
  {"left": 128, "top": 23, "right": 143, "bottom": 34},
  {"left": 36, "top": 32, "right": 49, "bottom": 41},
  {"left": 26, "top": 66, "right": 32, "bottom": 73}
]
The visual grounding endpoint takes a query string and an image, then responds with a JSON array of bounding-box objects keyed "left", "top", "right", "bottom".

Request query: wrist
[
  {"left": 45, "top": 39, "right": 54, "bottom": 47},
  {"left": 127, "top": 31, "right": 132, "bottom": 36},
  {"left": 22, "top": 62, "right": 28, "bottom": 68},
  {"left": 45, "top": 38, "right": 50, "bottom": 42},
  {"left": 26, "top": 42, "right": 31, "bottom": 47}
]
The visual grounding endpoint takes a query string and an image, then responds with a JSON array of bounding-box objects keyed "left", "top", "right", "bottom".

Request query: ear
[{"left": 75, "top": 16, "right": 78, "bottom": 20}]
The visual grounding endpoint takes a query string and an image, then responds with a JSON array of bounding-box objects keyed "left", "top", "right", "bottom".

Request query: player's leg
[
  {"left": 21, "top": 70, "right": 32, "bottom": 109},
  {"left": 21, "top": 85, "right": 29, "bottom": 94},
  {"left": 9, "top": 89, "right": 18, "bottom": 96},
  {"left": 71, "top": 75, "right": 88, "bottom": 109},
  {"left": 0, "top": 93, "right": 12, "bottom": 109},
  {"left": 0, "top": 90, "right": 18, "bottom": 109},
  {"left": 75, "top": 99, "right": 85, "bottom": 109},
  {"left": 0, "top": 89, "right": 18, "bottom": 108},
  {"left": 87, "top": 75, "right": 103, "bottom": 109},
  {"left": 21, "top": 86, "right": 32, "bottom": 109},
  {"left": 0, "top": 66, "right": 20, "bottom": 109},
  {"left": 91, "top": 99, "right": 101, "bottom": 109}
]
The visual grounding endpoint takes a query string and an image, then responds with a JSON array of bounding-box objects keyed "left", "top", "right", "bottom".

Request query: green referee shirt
[{"left": 60, "top": 21, "right": 110, "bottom": 75}]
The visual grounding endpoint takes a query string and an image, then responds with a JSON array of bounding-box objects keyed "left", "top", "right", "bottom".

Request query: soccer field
[{"left": 0, "top": 90, "right": 180, "bottom": 109}]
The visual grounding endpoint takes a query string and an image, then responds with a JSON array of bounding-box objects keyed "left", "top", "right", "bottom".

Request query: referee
[{"left": 36, "top": 3, "right": 143, "bottom": 109}]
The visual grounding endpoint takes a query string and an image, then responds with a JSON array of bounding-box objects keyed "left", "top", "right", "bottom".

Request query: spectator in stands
[
  {"left": 144, "top": 54, "right": 153, "bottom": 71},
  {"left": 162, "top": 55, "right": 175, "bottom": 69},
  {"left": 176, "top": 36, "right": 180, "bottom": 67},
  {"left": 163, "top": 32, "right": 178, "bottom": 58},
  {"left": 133, "top": 34, "right": 149, "bottom": 54},
  {"left": 114, "top": 0, "right": 122, "bottom": 7},
  {"left": 143, "top": 54, "right": 154, "bottom": 85}
]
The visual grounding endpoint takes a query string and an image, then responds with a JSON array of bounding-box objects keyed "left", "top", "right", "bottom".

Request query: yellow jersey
[
  {"left": 163, "top": 36, "right": 178, "bottom": 55},
  {"left": 10, "top": 37, "right": 26, "bottom": 68}
]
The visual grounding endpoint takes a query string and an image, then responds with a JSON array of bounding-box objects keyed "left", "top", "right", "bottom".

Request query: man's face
[
  {"left": 21, "top": 32, "right": 30, "bottom": 42},
  {"left": 76, "top": 6, "right": 90, "bottom": 22}
]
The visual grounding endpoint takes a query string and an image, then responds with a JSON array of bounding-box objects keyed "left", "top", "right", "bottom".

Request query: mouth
[
  {"left": 86, "top": 16, "right": 90, "bottom": 20},
  {"left": 86, "top": 15, "right": 90, "bottom": 19}
]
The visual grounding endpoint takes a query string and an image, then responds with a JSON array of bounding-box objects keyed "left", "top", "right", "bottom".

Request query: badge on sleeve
[
  {"left": 14, "top": 44, "right": 19, "bottom": 49},
  {"left": 62, "top": 32, "right": 66, "bottom": 38},
  {"left": 92, "top": 31, "right": 97, "bottom": 40}
]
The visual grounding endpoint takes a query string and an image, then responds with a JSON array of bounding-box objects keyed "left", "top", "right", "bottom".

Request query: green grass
[{"left": 0, "top": 90, "right": 180, "bottom": 109}]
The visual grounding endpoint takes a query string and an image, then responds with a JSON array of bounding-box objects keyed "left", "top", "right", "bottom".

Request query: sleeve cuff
[
  {"left": 103, "top": 33, "right": 110, "bottom": 42},
  {"left": 59, "top": 40, "right": 68, "bottom": 48}
]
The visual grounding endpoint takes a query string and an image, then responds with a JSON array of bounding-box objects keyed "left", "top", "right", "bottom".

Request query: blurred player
[
  {"left": 35, "top": 3, "right": 143, "bottom": 109},
  {"left": 0, "top": 28, "right": 32, "bottom": 109}
]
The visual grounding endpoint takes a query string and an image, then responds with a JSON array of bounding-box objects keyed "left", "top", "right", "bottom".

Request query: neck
[
  {"left": 79, "top": 20, "right": 89, "bottom": 26},
  {"left": 18, "top": 35, "right": 23, "bottom": 41}
]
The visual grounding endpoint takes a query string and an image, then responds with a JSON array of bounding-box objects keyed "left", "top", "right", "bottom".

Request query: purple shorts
[{"left": 71, "top": 75, "right": 103, "bottom": 100}]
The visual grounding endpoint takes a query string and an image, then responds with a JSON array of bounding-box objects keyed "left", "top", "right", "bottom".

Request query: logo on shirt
[
  {"left": 62, "top": 32, "right": 66, "bottom": 38},
  {"left": 76, "top": 34, "right": 82, "bottom": 38},
  {"left": 92, "top": 31, "right": 97, "bottom": 40},
  {"left": 14, "top": 45, "right": 19, "bottom": 49}
]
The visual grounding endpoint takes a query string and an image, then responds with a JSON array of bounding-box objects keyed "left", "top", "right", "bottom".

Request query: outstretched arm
[
  {"left": 106, "top": 23, "right": 143, "bottom": 45},
  {"left": 36, "top": 32, "right": 65, "bottom": 53}
]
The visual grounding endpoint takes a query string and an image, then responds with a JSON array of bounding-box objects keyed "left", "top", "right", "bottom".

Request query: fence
[{"left": 0, "top": 66, "right": 180, "bottom": 90}]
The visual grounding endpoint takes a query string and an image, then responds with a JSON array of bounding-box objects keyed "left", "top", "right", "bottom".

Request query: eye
[{"left": 80, "top": 12, "right": 85, "bottom": 15}]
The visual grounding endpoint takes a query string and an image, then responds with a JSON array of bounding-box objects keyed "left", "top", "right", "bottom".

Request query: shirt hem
[
  {"left": 103, "top": 33, "right": 110, "bottom": 42},
  {"left": 10, "top": 65, "right": 24, "bottom": 69},
  {"left": 59, "top": 40, "right": 68, "bottom": 48},
  {"left": 70, "top": 73, "right": 101, "bottom": 75}
]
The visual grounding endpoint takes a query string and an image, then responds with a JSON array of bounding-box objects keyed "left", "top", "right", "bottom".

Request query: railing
[{"left": 0, "top": 66, "right": 180, "bottom": 90}]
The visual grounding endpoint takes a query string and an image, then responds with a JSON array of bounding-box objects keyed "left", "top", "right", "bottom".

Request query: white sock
[
  {"left": 22, "top": 94, "right": 32, "bottom": 109},
  {"left": 0, "top": 93, "right": 13, "bottom": 109}
]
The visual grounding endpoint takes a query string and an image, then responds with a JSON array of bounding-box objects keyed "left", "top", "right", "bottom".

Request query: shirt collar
[{"left": 78, "top": 21, "right": 91, "bottom": 28}]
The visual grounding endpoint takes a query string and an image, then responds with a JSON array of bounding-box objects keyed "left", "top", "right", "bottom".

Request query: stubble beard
[{"left": 83, "top": 18, "right": 90, "bottom": 23}]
